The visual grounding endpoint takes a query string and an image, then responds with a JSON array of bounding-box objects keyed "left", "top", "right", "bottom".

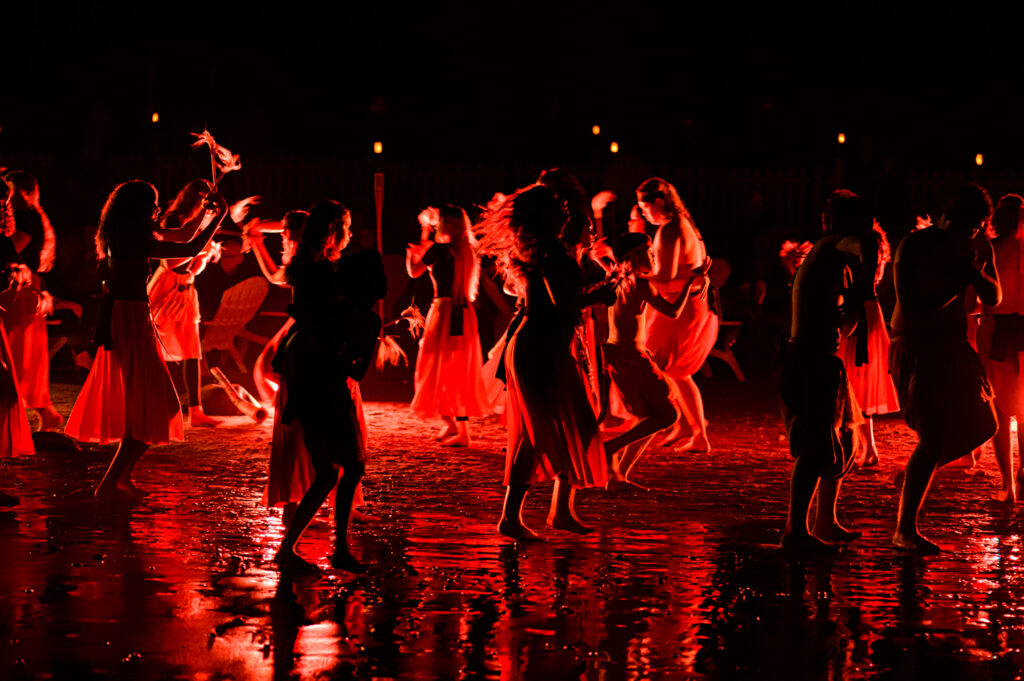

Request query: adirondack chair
[{"left": 201, "top": 277, "right": 269, "bottom": 373}]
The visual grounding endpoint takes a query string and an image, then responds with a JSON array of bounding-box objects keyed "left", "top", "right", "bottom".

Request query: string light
[
  {"left": 151, "top": 113, "right": 159, "bottom": 124},
  {"left": 374, "top": 141, "right": 383, "bottom": 154},
  {"left": 975, "top": 153, "right": 984, "bottom": 166},
  {"left": 592, "top": 125, "right": 601, "bottom": 136},
  {"left": 837, "top": 132, "right": 845, "bottom": 144},
  {"left": 610, "top": 141, "right": 619, "bottom": 154}
]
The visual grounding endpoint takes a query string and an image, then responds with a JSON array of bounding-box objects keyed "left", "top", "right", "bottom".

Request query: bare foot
[
  {"left": 605, "top": 477, "right": 648, "bottom": 492},
  {"left": 813, "top": 525, "right": 862, "bottom": 543},
  {"left": 94, "top": 483, "right": 137, "bottom": 501},
  {"left": 679, "top": 435, "right": 711, "bottom": 454},
  {"left": 0, "top": 490, "right": 20, "bottom": 507},
  {"left": 659, "top": 424, "right": 688, "bottom": 447},
  {"left": 994, "top": 487, "right": 1017, "bottom": 503},
  {"left": 435, "top": 423, "right": 457, "bottom": 441},
  {"left": 498, "top": 518, "right": 543, "bottom": 542},
  {"left": 441, "top": 433, "right": 470, "bottom": 447},
  {"left": 548, "top": 513, "right": 595, "bottom": 535},
  {"left": 188, "top": 408, "right": 220, "bottom": 428},
  {"left": 118, "top": 479, "right": 150, "bottom": 497},
  {"left": 351, "top": 508, "right": 380, "bottom": 524},
  {"left": 39, "top": 405, "right": 64, "bottom": 432},
  {"left": 862, "top": 452, "right": 879, "bottom": 467},
  {"left": 329, "top": 549, "right": 367, "bottom": 574},
  {"left": 780, "top": 532, "right": 838, "bottom": 554},
  {"left": 274, "top": 550, "right": 321, "bottom": 573},
  {"left": 892, "top": 531, "right": 941, "bottom": 554}
]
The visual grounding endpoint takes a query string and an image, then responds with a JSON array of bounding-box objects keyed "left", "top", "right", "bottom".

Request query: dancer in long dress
[
  {"left": 64, "top": 180, "right": 227, "bottom": 497},
  {"left": 837, "top": 220, "right": 899, "bottom": 466},
  {"left": 636, "top": 178, "right": 715, "bottom": 452},
  {"left": 976, "top": 194, "right": 1024, "bottom": 501},
  {"left": 407, "top": 205, "right": 489, "bottom": 446},
  {"left": 477, "top": 185, "right": 613, "bottom": 541},
  {"left": 272, "top": 201, "right": 385, "bottom": 573},
  {"left": 147, "top": 179, "right": 221, "bottom": 427},
  {"left": 0, "top": 171, "right": 62, "bottom": 431}
]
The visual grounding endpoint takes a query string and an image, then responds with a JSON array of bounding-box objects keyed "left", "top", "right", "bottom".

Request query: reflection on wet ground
[{"left": 3, "top": 380, "right": 1024, "bottom": 679}]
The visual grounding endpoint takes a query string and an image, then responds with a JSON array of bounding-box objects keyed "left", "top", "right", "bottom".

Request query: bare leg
[
  {"left": 498, "top": 484, "right": 541, "bottom": 541},
  {"left": 330, "top": 460, "right": 366, "bottom": 573},
  {"left": 548, "top": 476, "right": 594, "bottom": 534},
  {"left": 1016, "top": 413, "right": 1024, "bottom": 495},
  {"left": 38, "top": 404, "right": 64, "bottom": 431},
  {"left": 435, "top": 415, "right": 457, "bottom": 441},
  {"left": 275, "top": 465, "right": 339, "bottom": 571},
  {"left": 442, "top": 417, "right": 471, "bottom": 447},
  {"left": 893, "top": 440, "right": 941, "bottom": 553},
  {"left": 184, "top": 359, "right": 219, "bottom": 427},
  {"left": 992, "top": 407, "right": 1015, "bottom": 502},
  {"left": 781, "top": 457, "right": 834, "bottom": 551},
  {"left": 604, "top": 403, "right": 676, "bottom": 467},
  {"left": 811, "top": 476, "right": 860, "bottom": 542},
  {"left": 859, "top": 416, "right": 879, "bottom": 466},
  {"left": 675, "top": 376, "right": 710, "bottom": 453},
  {"left": 95, "top": 436, "right": 149, "bottom": 498}
]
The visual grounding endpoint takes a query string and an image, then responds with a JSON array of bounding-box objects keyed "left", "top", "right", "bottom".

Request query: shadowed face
[
  {"left": 637, "top": 198, "right": 671, "bottom": 226},
  {"left": 625, "top": 244, "right": 654, "bottom": 274}
]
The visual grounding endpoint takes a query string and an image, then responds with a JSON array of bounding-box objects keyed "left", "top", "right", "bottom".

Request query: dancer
[
  {"left": 147, "top": 179, "right": 220, "bottom": 427},
  {"left": 837, "top": 220, "right": 899, "bottom": 466},
  {"left": 0, "top": 183, "right": 34, "bottom": 502},
  {"left": 636, "top": 178, "right": 716, "bottom": 452},
  {"left": 272, "top": 201, "right": 385, "bottom": 573},
  {"left": 778, "top": 190, "right": 874, "bottom": 551},
  {"left": 64, "top": 181, "right": 227, "bottom": 497},
  {"left": 477, "top": 185, "right": 613, "bottom": 541},
  {"left": 975, "top": 194, "right": 1024, "bottom": 501},
  {"left": 890, "top": 184, "right": 1000, "bottom": 552},
  {"left": 407, "top": 205, "right": 489, "bottom": 446},
  {"left": 0, "top": 171, "right": 62, "bottom": 430},
  {"left": 602, "top": 233, "right": 705, "bottom": 487}
]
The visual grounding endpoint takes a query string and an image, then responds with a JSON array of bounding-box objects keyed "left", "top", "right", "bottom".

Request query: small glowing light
[
  {"left": 373, "top": 141, "right": 383, "bottom": 154},
  {"left": 610, "top": 141, "right": 619, "bottom": 154},
  {"left": 975, "top": 153, "right": 984, "bottom": 166},
  {"left": 151, "top": 112, "right": 159, "bottom": 124},
  {"left": 592, "top": 125, "right": 601, "bottom": 136},
  {"left": 837, "top": 132, "right": 845, "bottom": 144}
]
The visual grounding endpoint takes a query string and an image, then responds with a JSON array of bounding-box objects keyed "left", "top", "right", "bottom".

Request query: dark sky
[{"left": 5, "top": 2, "right": 1024, "bottom": 169}]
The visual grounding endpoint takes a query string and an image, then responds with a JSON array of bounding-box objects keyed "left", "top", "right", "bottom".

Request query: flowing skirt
[
  {"left": 504, "top": 316, "right": 607, "bottom": 488},
  {"left": 643, "top": 286, "right": 718, "bottom": 379},
  {"left": 411, "top": 298, "right": 490, "bottom": 418},
  {"left": 0, "top": 321, "right": 33, "bottom": 457},
  {"left": 0, "top": 285, "right": 51, "bottom": 408},
  {"left": 837, "top": 300, "right": 899, "bottom": 416},
  {"left": 65, "top": 300, "right": 184, "bottom": 445},
  {"left": 148, "top": 267, "right": 202, "bottom": 362}
]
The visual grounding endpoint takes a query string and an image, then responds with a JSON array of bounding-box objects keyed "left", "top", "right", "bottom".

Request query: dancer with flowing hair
[
  {"left": 407, "top": 204, "right": 489, "bottom": 446},
  {"left": 636, "top": 177, "right": 715, "bottom": 452},
  {"left": 837, "top": 220, "right": 899, "bottom": 467},
  {"left": 476, "top": 185, "right": 613, "bottom": 541},
  {"left": 64, "top": 180, "right": 227, "bottom": 497},
  {"left": 0, "top": 171, "right": 62, "bottom": 431},
  {"left": 147, "top": 179, "right": 221, "bottom": 428},
  {"left": 975, "top": 194, "right": 1024, "bottom": 501},
  {"left": 890, "top": 184, "right": 1000, "bottom": 552},
  {"left": 272, "top": 201, "right": 385, "bottom": 573}
]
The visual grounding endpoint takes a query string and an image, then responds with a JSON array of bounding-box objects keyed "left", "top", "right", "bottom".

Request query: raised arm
[
  {"left": 150, "top": 193, "right": 227, "bottom": 260},
  {"left": 245, "top": 225, "right": 289, "bottom": 287}
]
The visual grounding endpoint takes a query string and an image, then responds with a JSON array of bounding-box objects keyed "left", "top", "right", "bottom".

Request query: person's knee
[{"left": 344, "top": 459, "right": 366, "bottom": 479}]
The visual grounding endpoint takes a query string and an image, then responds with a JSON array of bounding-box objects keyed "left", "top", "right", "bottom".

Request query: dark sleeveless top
[{"left": 423, "top": 243, "right": 455, "bottom": 298}]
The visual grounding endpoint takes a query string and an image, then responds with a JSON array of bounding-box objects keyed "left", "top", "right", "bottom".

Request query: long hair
[
  {"left": 537, "top": 168, "right": 591, "bottom": 248},
  {"left": 162, "top": 179, "right": 212, "bottom": 231},
  {"left": 437, "top": 205, "right": 480, "bottom": 305},
  {"left": 475, "top": 184, "right": 566, "bottom": 296},
  {"left": 636, "top": 177, "right": 692, "bottom": 224},
  {"left": 989, "top": 194, "right": 1024, "bottom": 240},
  {"left": 871, "top": 220, "right": 891, "bottom": 287},
  {"left": 0, "top": 181, "right": 13, "bottom": 238},
  {"left": 821, "top": 189, "right": 872, "bottom": 238},
  {"left": 280, "top": 210, "right": 309, "bottom": 266},
  {"left": 94, "top": 180, "right": 158, "bottom": 260},
  {"left": 287, "top": 200, "right": 349, "bottom": 280},
  {"left": 5, "top": 170, "right": 56, "bottom": 272}
]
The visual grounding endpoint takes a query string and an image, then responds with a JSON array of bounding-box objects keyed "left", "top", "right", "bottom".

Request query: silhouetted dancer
[
  {"left": 890, "top": 185, "right": 1000, "bottom": 552},
  {"left": 407, "top": 205, "right": 489, "bottom": 447},
  {"left": 272, "top": 201, "right": 385, "bottom": 573},
  {"left": 778, "top": 190, "right": 875, "bottom": 552},
  {"left": 602, "top": 233, "right": 705, "bottom": 488},
  {"left": 977, "top": 194, "right": 1024, "bottom": 502},
  {"left": 476, "top": 185, "right": 614, "bottom": 541},
  {"left": 65, "top": 181, "right": 227, "bottom": 497}
]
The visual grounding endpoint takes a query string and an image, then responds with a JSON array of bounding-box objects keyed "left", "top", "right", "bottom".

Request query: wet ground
[{"left": 3, "top": 378, "right": 1024, "bottom": 680}]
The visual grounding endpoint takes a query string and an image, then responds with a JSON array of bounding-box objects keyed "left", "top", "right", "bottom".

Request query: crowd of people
[{"left": 0, "top": 161, "right": 1019, "bottom": 569}]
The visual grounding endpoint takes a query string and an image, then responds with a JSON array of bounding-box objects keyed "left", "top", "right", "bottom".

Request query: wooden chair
[{"left": 201, "top": 277, "right": 269, "bottom": 373}]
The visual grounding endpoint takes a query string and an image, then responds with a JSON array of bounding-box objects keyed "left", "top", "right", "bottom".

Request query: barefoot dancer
[
  {"left": 148, "top": 180, "right": 221, "bottom": 428},
  {"left": 64, "top": 181, "right": 227, "bottom": 497},
  {"left": 636, "top": 178, "right": 716, "bottom": 452},
  {"left": 247, "top": 211, "right": 370, "bottom": 523},
  {"left": 837, "top": 220, "right": 899, "bottom": 467},
  {"left": 602, "top": 233, "right": 704, "bottom": 487},
  {"left": 407, "top": 205, "right": 489, "bottom": 446},
  {"left": 0, "top": 171, "right": 62, "bottom": 431},
  {"left": 890, "top": 184, "right": 1000, "bottom": 553},
  {"left": 477, "top": 185, "right": 613, "bottom": 541},
  {"left": 778, "top": 190, "right": 875, "bottom": 551},
  {"left": 977, "top": 194, "right": 1024, "bottom": 501},
  {"left": 272, "top": 201, "right": 385, "bottom": 572}
]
